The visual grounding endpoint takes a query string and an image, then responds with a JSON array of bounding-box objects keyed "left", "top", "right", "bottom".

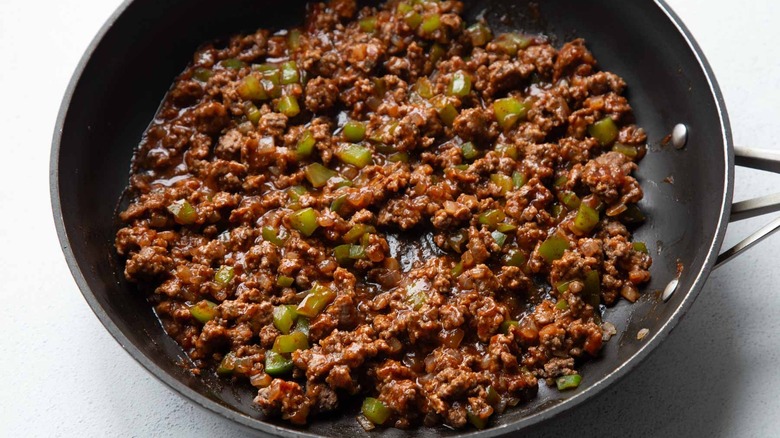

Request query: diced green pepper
[
  {"left": 589, "top": 117, "right": 619, "bottom": 146},
  {"left": 273, "top": 331, "right": 309, "bottom": 354},
  {"left": 254, "top": 63, "right": 280, "bottom": 83},
  {"left": 192, "top": 67, "right": 214, "bottom": 82},
  {"left": 336, "top": 144, "right": 373, "bottom": 168},
  {"left": 280, "top": 61, "right": 299, "bottom": 85},
  {"left": 583, "top": 270, "right": 601, "bottom": 307},
  {"left": 556, "top": 374, "right": 582, "bottom": 391},
  {"left": 332, "top": 177, "right": 353, "bottom": 189},
  {"left": 217, "top": 352, "right": 236, "bottom": 375},
  {"left": 372, "top": 77, "right": 387, "bottom": 97},
  {"left": 343, "top": 121, "right": 367, "bottom": 142},
  {"left": 495, "top": 143, "right": 518, "bottom": 159},
  {"left": 461, "top": 142, "right": 479, "bottom": 160},
  {"left": 491, "top": 230, "right": 508, "bottom": 247},
  {"left": 493, "top": 97, "right": 529, "bottom": 130},
  {"left": 214, "top": 265, "right": 235, "bottom": 286},
  {"left": 292, "top": 316, "right": 310, "bottom": 337},
  {"left": 451, "top": 261, "right": 464, "bottom": 277},
  {"left": 490, "top": 173, "right": 514, "bottom": 194},
  {"left": 330, "top": 194, "right": 347, "bottom": 213},
  {"left": 349, "top": 244, "right": 366, "bottom": 259},
  {"left": 486, "top": 386, "right": 501, "bottom": 406},
  {"left": 296, "top": 283, "right": 337, "bottom": 317},
  {"left": 334, "top": 244, "right": 353, "bottom": 265},
  {"left": 276, "top": 275, "right": 295, "bottom": 288},
  {"left": 262, "top": 226, "right": 287, "bottom": 246},
  {"left": 503, "top": 249, "right": 526, "bottom": 267},
  {"left": 448, "top": 71, "right": 471, "bottom": 97},
  {"left": 496, "top": 222, "right": 516, "bottom": 233},
  {"left": 404, "top": 11, "right": 422, "bottom": 28},
  {"left": 397, "top": 3, "right": 422, "bottom": 27},
  {"left": 556, "top": 281, "right": 571, "bottom": 294},
  {"left": 273, "top": 305, "right": 297, "bottom": 334},
  {"left": 467, "top": 407, "right": 490, "bottom": 429},
  {"left": 264, "top": 350, "right": 293, "bottom": 376},
  {"left": 360, "top": 231, "right": 371, "bottom": 247},
  {"left": 339, "top": 244, "right": 366, "bottom": 260},
  {"left": 406, "top": 283, "right": 427, "bottom": 311},
  {"left": 551, "top": 203, "right": 564, "bottom": 220},
  {"left": 288, "top": 185, "right": 308, "bottom": 202},
  {"left": 369, "top": 123, "right": 395, "bottom": 144},
  {"left": 500, "top": 319, "right": 519, "bottom": 334},
  {"left": 290, "top": 207, "right": 319, "bottom": 237},
  {"left": 554, "top": 175, "right": 568, "bottom": 188},
  {"left": 362, "top": 397, "right": 391, "bottom": 425},
  {"left": 189, "top": 300, "right": 218, "bottom": 324},
  {"left": 237, "top": 74, "right": 268, "bottom": 101},
  {"left": 433, "top": 96, "right": 458, "bottom": 126},
  {"left": 466, "top": 22, "right": 492, "bottom": 47},
  {"left": 344, "top": 224, "right": 376, "bottom": 244},
  {"left": 559, "top": 191, "right": 581, "bottom": 210},
  {"left": 287, "top": 29, "right": 302, "bottom": 51},
  {"left": 276, "top": 95, "right": 300, "bottom": 117},
  {"left": 296, "top": 130, "right": 315, "bottom": 158},
  {"left": 334, "top": 174, "right": 358, "bottom": 188},
  {"left": 244, "top": 102, "right": 261, "bottom": 125},
  {"left": 556, "top": 299, "right": 569, "bottom": 310},
  {"left": 479, "top": 209, "right": 506, "bottom": 227},
  {"left": 304, "top": 163, "right": 337, "bottom": 187},
  {"left": 632, "top": 241, "right": 648, "bottom": 253},
  {"left": 621, "top": 204, "right": 646, "bottom": 224},
  {"left": 359, "top": 16, "right": 377, "bottom": 33},
  {"left": 167, "top": 200, "right": 197, "bottom": 225},
  {"left": 612, "top": 143, "right": 638, "bottom": 159},
  {"left": 572, "top": 203, "right": 599, "bottom": 235},
  {"left": 430, "top": 43, "right": 446, "bottom": 64},
  {"left": 387, "top": 152, "right": 409, "bottom": 163},
  {"left": 220, "top": 58, "right": 246, "bottom": 70},
  {"left": 414, "top": 77, "right": 434, "bottom": 99},
  {"left": 493, "top": 32, "right": 531, "bottom": 56},
  {"left": 539, "top": 235, "right": 569, "bottom": 263},
  {"left": 512, "top": 171, "right": 526, "bottom": 188},
  {"left": 420, "top": 13, "right": 441, "bottom": 33}
]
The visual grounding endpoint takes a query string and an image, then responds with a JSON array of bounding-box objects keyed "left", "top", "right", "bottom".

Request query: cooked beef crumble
[{"left": 115, "top": 0, "right": 652, "bottom": 430}]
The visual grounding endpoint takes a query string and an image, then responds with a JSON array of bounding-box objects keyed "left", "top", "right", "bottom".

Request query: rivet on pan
[
  {"left": 662, "top": 278, "right": 679, "bottom": 302},
  {"left": 672, "top": 123, "right": 687, "bottom": 149}
]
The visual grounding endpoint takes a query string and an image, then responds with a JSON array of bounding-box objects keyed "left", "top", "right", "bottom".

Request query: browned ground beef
[{"left": 115, "top": 0, "right": 652, "bottom": 430}]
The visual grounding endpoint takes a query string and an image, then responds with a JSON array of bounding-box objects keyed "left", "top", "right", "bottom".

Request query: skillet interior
[{"left": 52, "top": 0, "right": 731, "bottom": 436}]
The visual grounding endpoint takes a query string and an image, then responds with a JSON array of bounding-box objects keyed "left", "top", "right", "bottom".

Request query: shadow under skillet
[{"left": 523, "top": 273, "right": 741, "bottom": 438}]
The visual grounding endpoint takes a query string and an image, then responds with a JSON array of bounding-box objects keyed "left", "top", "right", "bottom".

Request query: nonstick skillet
[{"left": 50, "top": 0, "right": 780, "bottom": 436}]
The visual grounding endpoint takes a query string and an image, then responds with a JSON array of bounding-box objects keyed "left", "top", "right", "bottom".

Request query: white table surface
[{"left": 1, "top": 0, "right": 778, "bottom": 436}]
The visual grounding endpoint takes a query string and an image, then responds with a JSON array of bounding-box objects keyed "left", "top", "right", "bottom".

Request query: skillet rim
[{"left": 49, "top": 0, "right": 734, "bottom": 435}]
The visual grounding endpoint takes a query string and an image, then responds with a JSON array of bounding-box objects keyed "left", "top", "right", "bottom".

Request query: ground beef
[{"left": 116, "top": 0, "right": 652, "bottom": 431}]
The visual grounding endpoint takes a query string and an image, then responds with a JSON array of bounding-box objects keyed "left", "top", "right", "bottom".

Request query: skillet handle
[{"left": 715, "top": 147, "right": 780, "bottom": 268}]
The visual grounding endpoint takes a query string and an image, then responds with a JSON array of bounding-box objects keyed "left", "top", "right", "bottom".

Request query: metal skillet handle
[{"left": 715, "top": 146, "right": 780, "bottom": 268}]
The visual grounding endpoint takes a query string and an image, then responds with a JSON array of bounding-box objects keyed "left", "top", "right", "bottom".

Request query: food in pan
[{"left": 115, "top": 0, "right": 652, "bottom": 429}]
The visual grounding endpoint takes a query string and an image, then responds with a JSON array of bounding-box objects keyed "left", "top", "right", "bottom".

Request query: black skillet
[{"left": 50, "top": 0, "right": 780, "bottom": 436}]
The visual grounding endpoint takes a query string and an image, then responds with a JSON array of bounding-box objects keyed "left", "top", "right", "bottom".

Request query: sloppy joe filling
[{"left": 115, "top": 0, "right": 652, "bottom": 429}]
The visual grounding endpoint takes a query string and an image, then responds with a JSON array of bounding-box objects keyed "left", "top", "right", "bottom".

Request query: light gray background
[{"left": 1, "top": 0, "right": 778, "bottom": 436}]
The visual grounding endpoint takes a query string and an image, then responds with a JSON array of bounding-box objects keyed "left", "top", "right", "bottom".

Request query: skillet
[{"left": 50, "top": 0, "right": 780, "bottom": 435}]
